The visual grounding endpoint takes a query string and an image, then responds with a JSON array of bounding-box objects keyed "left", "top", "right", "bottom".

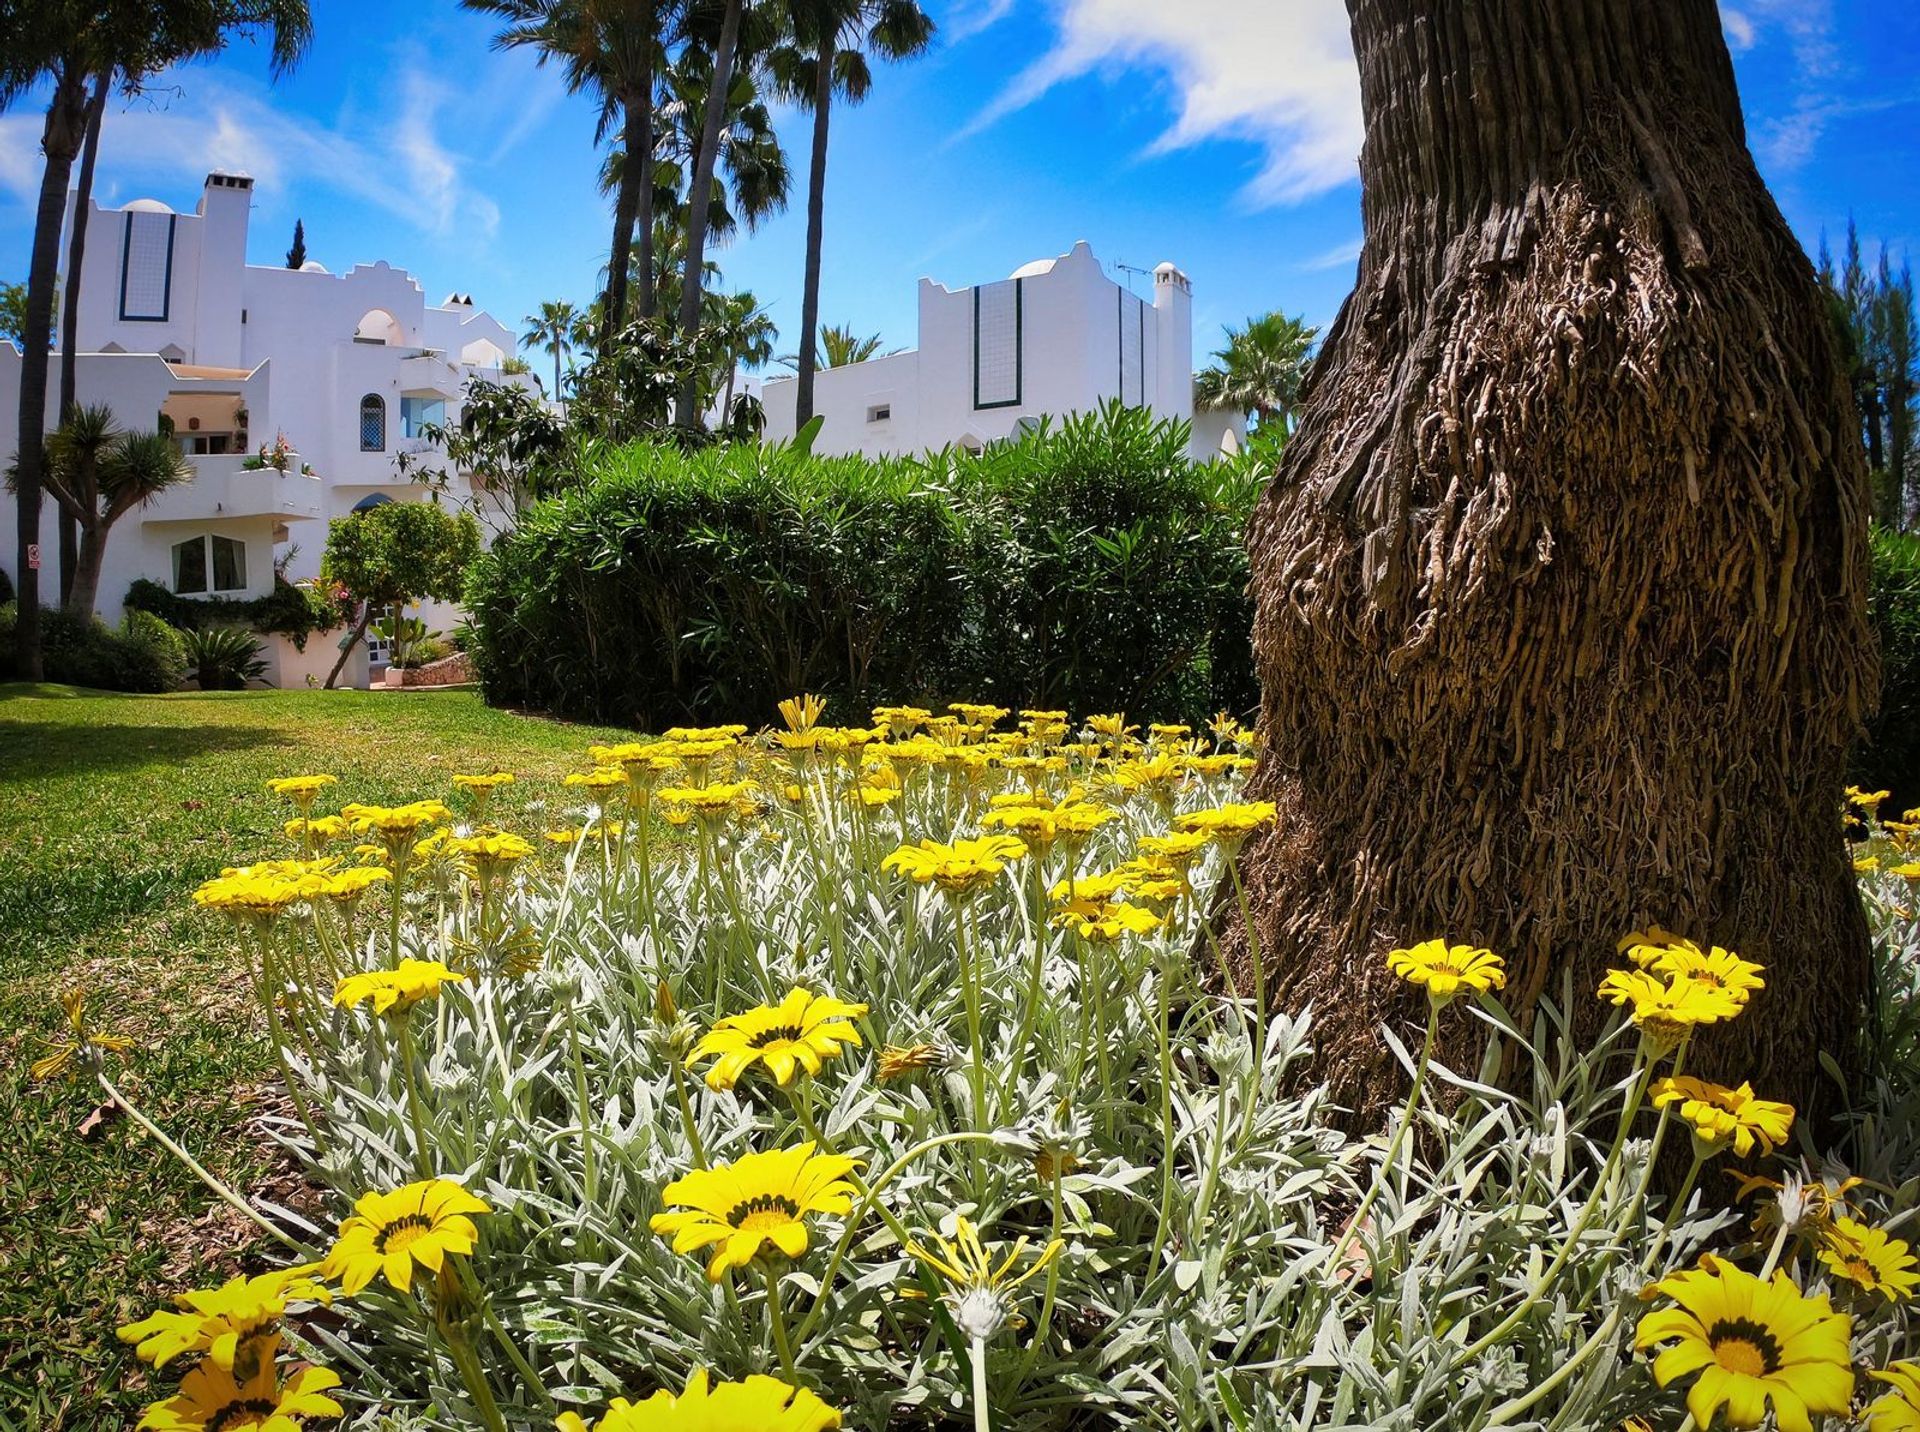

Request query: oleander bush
[
  {"left": 53, "top": 706, "right": 1920, "bottom": 1431},
  {"left": 0, "top": 601, "right": 186, "bottom": 691},
  {"left": 464, "top": 406, "right": 1261, "bottom": 729}
]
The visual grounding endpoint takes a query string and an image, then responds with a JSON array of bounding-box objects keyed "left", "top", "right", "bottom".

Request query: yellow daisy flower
[
  {"left": 265, "top": 774, "right": 337, "bottom": 814},
  {"left": 332, "top": 958, "right": 465, "bottom": 1016},
  {"left": 1171, "top": 801, "right": 1278, "bottom": 844},
  {"left": 1385, "top": 939, "right": 1507, "bottom": 1001},
  {"left": 1650, "top": 1077, "right": 1795, "bottom": 1158},
  {"left": 650, "top": 1142, "right": 859, "bottom": 1280},
  {"left": 1627, "top": 939, "right": 1766, "bottom": 1006},
  {"left": 283, "top": 815, "right": 349, "bottom": 845},
  {"left": 881, "top": 835, "right": 1029, "bottom": 898},
  {"left": 1635, "top": 1256, "right": 1853, "bottom": 1432},
  {"left": 136, "top": 1355, "right": 341, "bottom": 1432},
  {"left": 443, "top": 831, "right": 535, "bottom": 877},
  {"left": 320, "top": 1179, "right": 491, "bottom": 1296},
  {"left": 556, "top": 1369, "right": 842, "bottom": 1432},
  {"left": 656, "top": 780, "right": 758, "bottom": 823},
  {"left": 688, "top": 988, "right": 869, "bottom": 1090},
  {"left": 877, "top": 1042, "right": 950, "bottom": 1082},
  {"left": 451, "top": 771, "right": 515, "bottom": 792},
  {"left": 1819, "top": 1218, "right": 1920, "bottom": 1303},
  {"left": 320, "top": 866, "right": 390, "bottom": 905},
  {"left": 29, "top": 987, "right": 136, "bottom": 1082},
  {"left": 118, "top": 1267, "right": 329, "bottom": 1375},
  {"left": 1867, "top": 1363, "right": 1920, "bottom": 1432},
  {"left": 1052, "top": 896, "right": 1164, "bottom": 942},
  {"left": 1598, "top": 968, "right": 1744, "bottom": 1047}
]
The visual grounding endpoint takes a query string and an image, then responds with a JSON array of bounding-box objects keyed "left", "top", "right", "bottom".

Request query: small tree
[
  {"left": 34, "top": 407, "right": 191, "bottom": 617},
  {"left": 1, "top": 280, "right": 27, "bottom": 344},
  {"left": 285, "top": 218, "right": 306, "bottom": 269},
  {"left": 319, "top": 500, "right": 479, "bottom": 688}
]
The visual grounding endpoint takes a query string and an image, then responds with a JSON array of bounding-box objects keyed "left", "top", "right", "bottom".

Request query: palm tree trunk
[
  {"left": 14, "top": 65, "right": 92, "bottom": 682},
  {"left": 673, "top": 0, "right": 745, "bottom": 426},
  {"left": 64, "top": 518, "right": 106, "bottom": 619},
  {"left": 1234, "top": 0, "right": 1873, "bottom": 1128},
  {"left": 56, "top": 70, "right": 109, "bottom": 607},
  {"left": 635, "top": 11, "right": 658, "bottom": 323},
  {"left": 794, "top": 37, "right": 835, "bottom": 429},
  {"left": 604, "top": 101, "right": 645, "bottom": 351},
  {"left": 552, "top": 334, "right": 562, "bottom": 401}
]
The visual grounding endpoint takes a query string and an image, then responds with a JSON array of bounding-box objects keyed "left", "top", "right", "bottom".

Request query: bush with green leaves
[
  {"left": 466, "top": 405, "right": 1263, "bottom": 729},
  {"left": 0, "top": 601, "right": 184, "bottom": 691},
  {"left": 107, "top": 713, "right": 1920, "bottom": 1431},
  {"left": 181, "top": 624, "right": 268, "bottom": 690},
  {"left": 1858, "top": 525, "right": 1920, "bottom": 811},
  {"left": 124, "top": 575, "right": 351, "bottom": 652}
]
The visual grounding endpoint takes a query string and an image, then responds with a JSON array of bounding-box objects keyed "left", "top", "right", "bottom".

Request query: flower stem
[
  {"left": 1330, "top": 1005, "right": 1438, "bottom": 1279},
  {"left": 394, "top": 1014, "right": 436, "bottom": 1182},
  {"left": 969, "top": 1335, "right": 994, "bottom": 1432},
  {"left": 766, "top": 1262, "right": 798, "bottom": 1378}
]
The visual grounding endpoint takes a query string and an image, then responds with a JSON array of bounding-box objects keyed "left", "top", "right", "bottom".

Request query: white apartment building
[
  {"left": 759, "top": 240, "right": 1243, "bottom": 461},
  {"left": 0, "top": 171, "right": 526, "bottom": 686}
]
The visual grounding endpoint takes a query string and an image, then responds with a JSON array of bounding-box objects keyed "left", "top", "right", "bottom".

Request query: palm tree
[
  {"left": 1193, "top": 311, "right": 1319, "bottom": 433},
  {"left": 711, "top": 290, "right": 778, "bottom": 417},
  {"left": 777, "top": 321, "right": 886, "bottom": 371},
  {"left": 3, "top": 0, "right": 310, "bottom": 678},
  {"left": 467, "top": 0, "right": 678, "bottom": 344},
  {"left": 34, "top": 407, "right": 192, "bottom": 618},
  {"left": 778, "top": 0, "right": 933, "bottom": 428},
  {"left": 522, "top": 300, "right": 579, "bottom": 399}
]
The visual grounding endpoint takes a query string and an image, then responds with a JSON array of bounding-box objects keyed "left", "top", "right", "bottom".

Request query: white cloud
[
  {"left": 0, "top": 65, "right": 502, "bottom": 241},
  {"left": 944, "top": 0, "right": 1018, "bottom": 43},
  {"left": 1724, "top": 0, "right": 1845, "bottom": 170},
  {"left": 967, "top": 0, "right": 1361, "bottom": 207},
  {"left": 1297, "top": 235, "right": 1362, "bottom": 272},
  {"left": 1720, "top": 7, "right": 1756, "bottom": 51}
]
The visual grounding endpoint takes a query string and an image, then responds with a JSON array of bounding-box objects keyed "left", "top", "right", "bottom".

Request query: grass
[{"left": 0, "top": 684, "right": 633, "bottom": 1428}]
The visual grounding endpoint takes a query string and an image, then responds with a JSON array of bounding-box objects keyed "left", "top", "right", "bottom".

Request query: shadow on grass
[{"left": 0, "top": 719, "right": 295, "bottom": 782}]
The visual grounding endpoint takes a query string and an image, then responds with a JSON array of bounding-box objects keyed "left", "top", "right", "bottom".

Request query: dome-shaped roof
[
  {"left": 299, "top": 260, "right": 331, "bottom": 274},
  {"left": 1009, "top": 257, "right": 1057, "bottom": 279},
  {"left": 125, "top": 198, "right": 172, "bottom": 214}
]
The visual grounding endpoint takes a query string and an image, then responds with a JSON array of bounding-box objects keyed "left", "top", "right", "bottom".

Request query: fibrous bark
[{"left": 1234, "top": 0, "right": 1876, "bottom": 1124}]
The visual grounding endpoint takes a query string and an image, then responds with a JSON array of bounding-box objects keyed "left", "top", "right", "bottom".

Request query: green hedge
[
  {"left": 0, "top": 603, "right": 186, "bottom": 692},
  {"left": 1858, "top": 525, "right": 1920, "bottom": 810},
  {"left": 124, "top": 576, "right": 349, "bottom": 651},
  {"left": 466, "top": 405, "right": 1263, "bottom": 728}
]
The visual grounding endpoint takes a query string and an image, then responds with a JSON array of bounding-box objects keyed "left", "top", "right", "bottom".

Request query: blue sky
[{"left": 3, "top": 0, "right": 1918, "bottom": 370}]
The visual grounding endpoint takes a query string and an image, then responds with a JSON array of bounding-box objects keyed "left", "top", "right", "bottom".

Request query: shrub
[
  {"left": 124, "top": 576, "right": 349, "bottom": 652},
  {"left": 1858, "top": 525, "right": 1920, "bottom": 810},
  {"left": 466, "top": 405, "right": 1263, "bottom": 727},
  {"left": 0, "top": 601, "right": 184, "bottom": 692},
  {"left": 181, "top": 625, "right": 267, "bottom": 690},
  {"left": 128, "top": 709, "right": 1920, "bottom": 1430}
]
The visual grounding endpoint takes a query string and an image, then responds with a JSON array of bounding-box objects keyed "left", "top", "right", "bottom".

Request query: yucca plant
[{"left": 182, "top": 624, "right": 266, "bottom": 690}]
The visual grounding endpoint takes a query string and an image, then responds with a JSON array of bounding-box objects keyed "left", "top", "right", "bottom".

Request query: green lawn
[{"left": 0, "top": 684, "right": 632, "bottom": 1428}]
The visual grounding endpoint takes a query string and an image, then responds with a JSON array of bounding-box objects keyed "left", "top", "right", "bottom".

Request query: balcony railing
[{"left": 140, "top": 453, "right": 325, "bottom": 525}]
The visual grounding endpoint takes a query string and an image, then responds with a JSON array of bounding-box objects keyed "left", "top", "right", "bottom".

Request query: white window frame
[{"left": 171, "top": 534, "right": 249, "bottom": 596}]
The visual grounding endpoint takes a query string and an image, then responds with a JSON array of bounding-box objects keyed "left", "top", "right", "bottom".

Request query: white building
[
  {"left": 759, "top": 240, "right": 1243, "bottom": 461},
  {"left": 0, "top": 171, "right": 527, "bottom": 686}
]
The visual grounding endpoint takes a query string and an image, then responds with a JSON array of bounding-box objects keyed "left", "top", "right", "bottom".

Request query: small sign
[{"left": 26, "top": 543, "right": 40, "bottom": 570}]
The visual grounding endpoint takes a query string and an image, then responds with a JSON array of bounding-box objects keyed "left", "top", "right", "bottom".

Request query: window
[
  {"left": 401, "top": 395, "right": 446, "bottom": 438},
  {"left": 172, "top": 535, "right": 247, "bottom": 595},
  {"left": 866, "top": 403, "right": 891, "bottom": 424},
  {"left": 118, "top": 210, "right": 175, "bottom": 321},
  {"left": 973, "top": 278, "right": 1024, "bottom": 410},
  {"left": 359, "top": 394, "right": 386, "bottom": 451}
]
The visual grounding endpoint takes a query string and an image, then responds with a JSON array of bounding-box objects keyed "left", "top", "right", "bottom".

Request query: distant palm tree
[
  {"left": 777, "top": 0, "right": 934, "bottom": 427},
  {"left": 1194, "top": 311, "right": 1319, "bottom": 433},
  {"left": 711, "top": 290, "right": 778, "bottom": 416},
  {"left": 522, "top": 300, "right": 579, "bottom": 398},
  {"left": 777, "top": 322, "right": 887, "bottom": 372}
]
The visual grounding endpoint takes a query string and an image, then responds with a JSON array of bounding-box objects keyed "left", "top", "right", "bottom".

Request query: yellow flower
[
  {"left": 342, "top": 800, "right": 451, "bottom": 837},
  {"left": 1626, "top": 939, "right": 1766, "bottom": 1007},
  {"left": 650, "top": 1142, "right": 859, "bottom": 1280},
  {"left": 332, "top": 958, "right": 465, "bottom": 1016},
  {"left": 283, "top": 815, "right": 349, "bottom": 844},
  {"left": 873, "top": 704, "right": 933, "bottom": 734},
  {"left": 1171, "top": 801, "right": 1278, "bottom": 843},
  {"left": 1650, "top": 1077, "right": 1794, "bottom": 1158},
  {"left": 778, "top": 692, "right": 828, "bottom": 733},
  {"left": 906, "top": 1215, "right": 1064, "bottom": 1342},
  {"left": 982, "top": 804, "right": 1063, "bottom": 850},
  {"left": 1135, "top": 830, "right": 1211, "bottom": 869},
  {"left": 118, "top": 1267, "right": 329, "bottom": 1374},
  {"left": 882, "top": 834, "right": 1029, "bottom": 898},
  {"left": 1598, "top": 968, "right": 1744, "bottom": 1047},
  {"left": 30, "top": 987, "right": 136, "bottom": 1082},
  {"left": 565, "top": 767, "right": 629, "bottom": 794},
  {"left": 265, "top": 774, "right": 337, "bottom": 814},
  {"left": 657, "top": 780, "right": 758, "bottom": 823},
  {"left": 949, "top": 701, "right": 1009, "bottom": 728},
  {"left": 689, "top": 988, "right": 869, "bottom": 1090},
  {"left": 1849, "top": 785, "right": 1891, "bottom": 809},
  {"left": 1086, "top": 713, "right": 1137, "bottom": 741},
  {"left": 1867, "top": 1363, "right": 1920, "bottom": 1432},
  {"left": 444, "top": 831, "right": 535, "bottom": 877},
  {"left": 1819, "top": 1218, "right": 1920, "bottom": 1303},
  {"left": 320, "top": 1179, "right": 491, "bottom": 1295},
  {"left": 556, "top": 1369, "right": 841, "bottom": 1432},
  {"left": 191, "top": 861, "right": 331, "bottom": 924},
  {"left": 136, "top": 1354, "right": 342, "bottom": 1432},
  {"left": 1857, "top": 854, "right": 1884, "bottom": 874},
  {"left": 877, "top": 1042, "right": 950, "bottom": 1082},
  {"left": 1053, "top": 896, "right": 1163, "bottom": 942},
  {"left": 1636, "top": 1256, "right": 1853, "bottom": 1432},
  {"left": 452, "top": 772, "right": 515, "bottom": 792},
  {"left": 320, "top": 866, "right": 390, "bottom": 905},
  {"left": 1385, "top": 940, "right": 1506, "bottom": 1001}
]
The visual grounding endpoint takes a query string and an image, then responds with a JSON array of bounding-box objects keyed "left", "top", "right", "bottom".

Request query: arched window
[{"left": 359, "top": 394, "right": 385, "bottom": 451}]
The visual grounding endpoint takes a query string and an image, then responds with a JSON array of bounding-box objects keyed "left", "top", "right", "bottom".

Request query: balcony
[{"left": 140, "top": 453, "right": 325, "bottom": 526}]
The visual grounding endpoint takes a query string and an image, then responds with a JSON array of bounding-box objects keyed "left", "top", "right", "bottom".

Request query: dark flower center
[
  {"left": 729, "top": 1193, "right": 801, "bottom": 1227},
  {"left": 208, "top": 1399, "right": 281, "bottom": 1431},
  {"left": 374, "top": 1212, "right": 436, "bottom": 1251},
  {"left": 748, "top": 1024, "right": 805, "bottom": 1048},
  {"left": 1707, "top": 1318, "right": 1783, "bottom": 1376}
]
